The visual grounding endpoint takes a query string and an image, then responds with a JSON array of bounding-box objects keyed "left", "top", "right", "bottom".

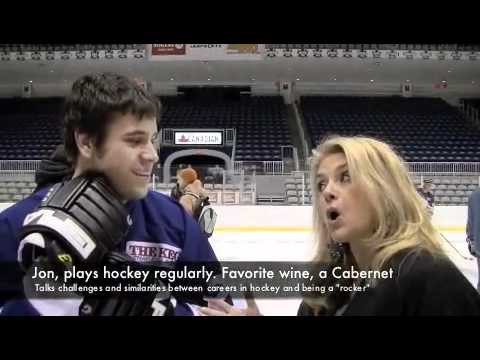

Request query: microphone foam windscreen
[{"left": 179, "top": 168, "right": 198, "bottom": 184}]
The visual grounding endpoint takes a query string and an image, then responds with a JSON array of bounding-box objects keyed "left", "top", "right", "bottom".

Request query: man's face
[
  {"left": 424, "top": 183, "right": 432, "bottom": 192},
  {"left": 85, "top": 113, "right": 159, "bottom": 201}
]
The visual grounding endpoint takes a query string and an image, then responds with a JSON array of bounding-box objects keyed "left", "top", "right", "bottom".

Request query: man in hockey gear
[
  {"left": 18, "top": 172, "right": 177, "bottom": 316},
  {"left": 18, "top": 172, "right": 129, "bottom": 270},
  {"left": 0, "top": 73, "right": 220, "bottom": 316},
  {"left": 77, "top": 251, "right": 177, "bottom": 316}
]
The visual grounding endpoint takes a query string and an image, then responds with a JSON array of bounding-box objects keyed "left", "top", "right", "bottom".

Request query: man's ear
[{"left": 74, "top": 130, "right": 95, "bottom": 159}]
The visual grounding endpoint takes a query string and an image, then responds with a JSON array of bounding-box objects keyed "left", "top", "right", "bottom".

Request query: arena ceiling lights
[
  {"left": 264, "top": 48, "right": 479, "bottom": 61},
  {"left": 0, "top": 48, "right": 146, "bottom": 61}
]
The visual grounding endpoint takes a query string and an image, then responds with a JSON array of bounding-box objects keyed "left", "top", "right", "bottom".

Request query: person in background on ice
[
  {"left": 417, "top": 178, "right": 434, "bottom": 217},
  {"left": 466, "top": 189, "right": 480, "bottom": 292}
]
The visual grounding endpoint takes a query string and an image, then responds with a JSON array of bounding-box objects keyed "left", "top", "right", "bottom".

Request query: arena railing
[
  {"left": 300, "top": 160, "right": 480, "bottom": 174},
  {"left": 0, "top": 160, "right": 41, "bottom": 180},
  {"left": 265, "top": 44, "right": 480, "bottom": 51},
  {"left": 407, "top": 162, "right": 480, "bottom": 175},
  {"left": 0, "top": 160, "right": 41, "bottom": 172},
  {"left": 0, "top": 44, "right": 145, "bottom": 52},
  {"left": 1, "top": 160, "right": 479, "bottom": 181},
  {"left": 233, "top": 161, "right": 284, "bottom": 175}
]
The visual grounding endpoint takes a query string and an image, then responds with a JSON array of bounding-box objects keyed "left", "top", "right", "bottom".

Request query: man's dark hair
[{"left": 63, "top": 72, "right": 161, "bottom": 162}]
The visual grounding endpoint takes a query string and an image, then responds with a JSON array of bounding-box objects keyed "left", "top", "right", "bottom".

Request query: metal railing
[
  {"left": 1, "top": 160, "right": 478, "bottom": 177},
  {"left": 0, "top": 160, "right": 41, "bottom": 180},
  {"left": 233, "top": 161, "right": 284, "bottom": 175},
  {"left": 407, "top": 162, "right": 480, "bottom": 175},
  {"left": 301, "top": 161, "right": 480, "bottom": 175},
  {"left": 0, "top": 160, "right": 41, "bottom": 172},
  {"left": 266, "top": 44, "right": 480, "bottom": 51},
  {"left": 0, "top": 44, "right": 145, "bottom": 52},
  {"left": 1, "top": 159, "right": 479, "bottom": 185}
]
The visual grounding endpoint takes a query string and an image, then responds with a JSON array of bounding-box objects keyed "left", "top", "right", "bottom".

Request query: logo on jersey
[{"left": 126, "top": 241, "right": 181, "bottom": 263}]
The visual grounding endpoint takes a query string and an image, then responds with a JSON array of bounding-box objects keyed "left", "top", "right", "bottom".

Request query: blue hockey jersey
[{"left": 0, "top": 186, "right": 219, "bottom": 316}]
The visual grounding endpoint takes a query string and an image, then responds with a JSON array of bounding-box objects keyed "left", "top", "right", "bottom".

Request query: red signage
[{"left": 151, "top": 44, "right": 186, "bottom": 56}]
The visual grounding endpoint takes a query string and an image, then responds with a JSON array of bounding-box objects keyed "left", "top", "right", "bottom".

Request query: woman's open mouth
[{"left": 326, "top": 208, "right": 342, "bottom": 227}]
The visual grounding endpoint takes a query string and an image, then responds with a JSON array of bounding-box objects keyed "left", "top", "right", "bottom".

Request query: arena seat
[
  {"left": 160, "top": 95, "right": 292, "bottom": 161},
  {"left": 301, "top": 96, "right": 480, "bottom": 162}
]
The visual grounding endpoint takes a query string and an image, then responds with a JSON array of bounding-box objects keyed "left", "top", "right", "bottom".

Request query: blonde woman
[{"left": 200, "top": 135, "right": 480, "bottom": 316}]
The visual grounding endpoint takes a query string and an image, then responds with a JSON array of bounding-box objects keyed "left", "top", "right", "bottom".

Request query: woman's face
[{"left": 315, "top": 152, "right": 376, "bottom": 244}]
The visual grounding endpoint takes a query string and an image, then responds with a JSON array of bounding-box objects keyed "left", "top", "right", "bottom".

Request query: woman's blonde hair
[{"left": 305, "top": 135, "right": 445, "bottom": 312}]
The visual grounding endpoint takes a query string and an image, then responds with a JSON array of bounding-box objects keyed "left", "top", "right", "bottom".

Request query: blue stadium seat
[{"left": 301, "top": 95, "right": 480, "bottom": 163}]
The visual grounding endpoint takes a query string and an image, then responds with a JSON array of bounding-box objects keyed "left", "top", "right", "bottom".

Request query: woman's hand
[{"left": 199, "top": 296, "right": 262, "bottom": 316}]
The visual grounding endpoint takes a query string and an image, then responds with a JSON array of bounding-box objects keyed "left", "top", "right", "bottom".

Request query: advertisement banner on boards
[{"left": 148, "top": 44, "right": 265, "bottom": 61}]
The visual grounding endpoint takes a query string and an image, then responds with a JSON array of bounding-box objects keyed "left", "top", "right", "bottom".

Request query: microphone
[{"left": 178, "top": 168, "right": 198, "bottom": 188}]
